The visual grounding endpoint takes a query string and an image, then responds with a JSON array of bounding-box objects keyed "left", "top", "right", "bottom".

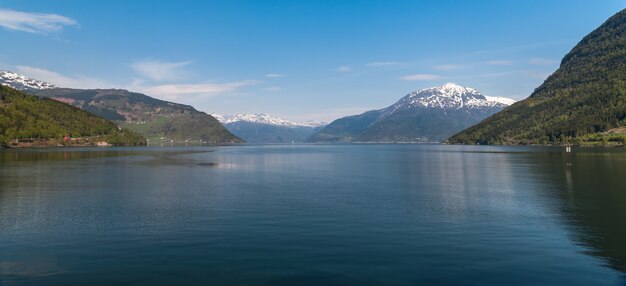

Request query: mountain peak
[
  {"left": 439, "top": 82, "right": 472, "bottom": 91},
  {"left": 310, "top": 83, "right": 515, "bottom": 143},
  {"left": 0, "top": 70, "right": 57, "bottom": 90},
  {"left": 428, "top": 82, "right": 479, "bottom": 96},
  {"left": 394, "top": 83, "right": 514, "bottom": 110}
]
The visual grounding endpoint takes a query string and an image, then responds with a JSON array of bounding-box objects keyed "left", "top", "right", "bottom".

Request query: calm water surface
[{"left": 0, "top": 145, "right": 625, "bottom": 285}]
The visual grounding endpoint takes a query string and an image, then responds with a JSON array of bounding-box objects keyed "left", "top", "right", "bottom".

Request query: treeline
[
  {"left": 449, "top": 9, "right": 626, "bottom": 145},
  {"left": 0, "top": 85, "right": 145, "bottom": 147}
]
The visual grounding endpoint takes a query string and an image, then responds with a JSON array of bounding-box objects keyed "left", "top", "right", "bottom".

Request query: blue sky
[{"left": 0, "top": 0, "right": 624, "bottom": 122}]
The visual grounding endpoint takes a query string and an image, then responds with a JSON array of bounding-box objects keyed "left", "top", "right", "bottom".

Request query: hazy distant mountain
[
  {"left": 449, "top": 9, "right": 626, "bottom": 146},
  {"left": 0, "top": 71, "right": 242, "bottom": 144},
  {"left": 309, "top": 83, "right": 514, "bottom": 143},
  {"left": 212, "top": 113, "right": 326, "bottom": 143}
]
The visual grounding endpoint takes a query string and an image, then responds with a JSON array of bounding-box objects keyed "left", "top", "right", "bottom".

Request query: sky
[{"left": 0, "top": 0, "right": 625, "bottom": 122}]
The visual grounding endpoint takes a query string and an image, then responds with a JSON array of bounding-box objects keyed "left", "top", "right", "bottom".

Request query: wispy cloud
[
  {"left": 433, "top": 64, "right": 464, "bottom": 71},
  {"left": 131, "top": 59, "right": 193, "bottom": 81},
  {"left": 296, "top": 106, "right": 376, "bottom": 122},
  {"left": 366, "top": 61, "right": 400, "bottom": 67},
  {"left": 336, "top": 65, "right": 351, "bottom": 72},
  {"left": 479, "top": 70, "right": 520, "bottom": 77},
  {"left": 134, "top": 80, "right": 260, "bottom": 100},
  {"left": 15, "top": 66, "right": 109, "bottom": 89},
  {"left": 13, "top": 65, "right": 260, "bottom": 103},
  {"left": 479, "top": 69, "right": 553, "bottom": 80},
  {"left": 529, "top": 58, "right": 558, "bottom": 65},
  {"left": 262, "top": 86, "right": 282, "bottom": 91},
  {"left": 485, "top": 60, "right": 513, "bottom": 66},
  {"left": 265, "top": 73, "right": 286, "bottom": 78},
  {"left": 400, "top": 74, "right": 441, "bottom": 81},
  {"left": 524, "top": 71, "right": 552, "bottom": 80},
  {"left": 0, "top": 8, "right": 77, "bottom": 34}
]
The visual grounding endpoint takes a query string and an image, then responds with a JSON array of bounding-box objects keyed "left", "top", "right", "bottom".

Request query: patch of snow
[
  {"left": 211, "top": 113, "right": 327, "bottom": 128},
  {"left": 387, "top": 83, "right": 515, "bottom": 113},
  {"left": 485, "top": 96, "right": 517, "bottom": 106},
  {"left": 0, "top": 70, "right": 57, "bottom": 90}
]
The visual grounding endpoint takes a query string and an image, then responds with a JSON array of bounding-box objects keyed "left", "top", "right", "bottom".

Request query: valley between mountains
[
  {"left": 0, "top": 71, "right": 514, "bottom": 145},
  {"left": 2, "top": 8, "right": 626, "bottom": 147}
]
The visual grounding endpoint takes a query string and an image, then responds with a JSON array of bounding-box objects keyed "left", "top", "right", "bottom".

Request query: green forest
[
  {"left": 0, "top": 85, "right": 146, "bottom": 147},
  {"left": 449, "top": 9, "right": 626, "bottom": 146}
]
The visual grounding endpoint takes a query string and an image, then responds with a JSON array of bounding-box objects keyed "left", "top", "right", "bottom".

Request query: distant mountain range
[
  {"left": 449, "top": 9, "right": 626, "bottom": 146},
  {"left": 310, "top": 83, "right": 514, "bottom": 143},
  {"left": 0, "top": 71, "right": 242, "bottom": 144},
  {"left": 212, "top": 113, "right": 326, "bottom": 143}
]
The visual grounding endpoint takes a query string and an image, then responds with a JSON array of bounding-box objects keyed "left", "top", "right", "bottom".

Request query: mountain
[
  {"left": 0, "top": 71, "right": 57, "bottom": 90},
  {"left": 449, "top": 9, "right": 626, "bottom": 146},
  {"left": 309, "top": 83, "right": 514, "bottom": 143},
  {"left": 0, "top": 71, "right": 242, "bottom": 144},
  {"left": 212, "top": 113, "right": 326, "bottom": 143},
  {"left": 31, "top": 88, "right": 242, "bottom": 144},
  {"left": 0, "top": 85, "right": 145, "bottom": 147}
]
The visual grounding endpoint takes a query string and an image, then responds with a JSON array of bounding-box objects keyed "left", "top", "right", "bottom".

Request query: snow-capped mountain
[
  {"left": 310, "top": 83, "right": 515, "bottom": 143},
  {"left": 212, "top": 113, "right": 326, "bottom": 128},
  {"left": 0, "top": 71, "right": 57, "bottom": 90},
  {"left": 387, "top": 83, "right": 514, "bottom": 112},
  {"left": 212, "top": 113, "right": 327, "bottom": 143}
]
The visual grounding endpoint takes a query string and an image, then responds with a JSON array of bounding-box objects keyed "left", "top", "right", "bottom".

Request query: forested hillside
[
  {"left": 0, "top": 85, "right": 145, "bottom": 147},
  {"left": 449, "top": 9, "right": 626, "bottom": 146},
  {"left": 31, "top": 88, "right": 243, "bottom": 144}
]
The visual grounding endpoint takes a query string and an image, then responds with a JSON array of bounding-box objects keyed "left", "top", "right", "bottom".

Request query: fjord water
[{"left": 0, "top": 145, "right": 625, "bottom": 285}]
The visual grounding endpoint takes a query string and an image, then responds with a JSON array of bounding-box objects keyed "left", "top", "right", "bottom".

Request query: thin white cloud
[
  {"left": 262, "top": 86, "right": 282, "bottom": 91},
  {"left": 131, "top": 59, "right": 193, "bottom": 82},
  {"left": 265, "top": 73, "right": 286, "bottom": 78},
  {"left": 0, "top": 8, "right": 76, "bottom": 34},
  {"left": 485, "top": 60, "right": 513, "bottom": 66},
  {"left": 479, "top": 70, "right": 520, "bottom": 77},
  {"left": 433, "top": 64, "right": 464, "bottom": 71},
  {"left": 524, "top": 71, "right": 552, "bottom": 80},
  {"left": 15, "top": 66, "right": 109, "bottom": 89},
  {"left": 336, "top": 65, "right": 351, "bottom": 72},
  {"left": 13, "top": 65, "right": 260, "bottom": 103},
  {"left": 529, "top": 58, "right": 558, "bottom": 65},
  {"left": 296, "top": 107, "right": 376, "bottom": 122},
  {"left": 400, "top": 74, "right": 441, "bottom": 81},
  {"left": 366, "top": 61, "right": 400, "bottom": 67},
  {"left": 479, "top": 69, "right": 553, "bottom": 80},
  {"left": 135, "top": 80, "right": 260, "bottom": 100}
]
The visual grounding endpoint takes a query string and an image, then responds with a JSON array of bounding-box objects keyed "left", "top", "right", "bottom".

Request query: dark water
[{"left": 0, "top": 145, "right": 625, "bottom": 285}]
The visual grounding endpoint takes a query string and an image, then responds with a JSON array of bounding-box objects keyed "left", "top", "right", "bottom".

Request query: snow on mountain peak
[
  {"left": 391, "top": 83, "right": 515, "bottom": 111},
  {"left": 438, "top": 82, "right": 478, "bottom": 94},
  {"left": 0, "top": 70, "right": 57, "bottom": 90},
  {"left": 212, "top": 113, "right": 326, "bottom": 128}
]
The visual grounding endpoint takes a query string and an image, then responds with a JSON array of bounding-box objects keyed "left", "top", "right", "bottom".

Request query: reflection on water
[
  {"left": 532, "top": 150, "right": 626, "bottom": 272},
  {"left": 0, "top": 147, "right": 217, "bottom": 162},
  {"left": 0, "top": 145, "right": 625, "bottom": 285}
]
